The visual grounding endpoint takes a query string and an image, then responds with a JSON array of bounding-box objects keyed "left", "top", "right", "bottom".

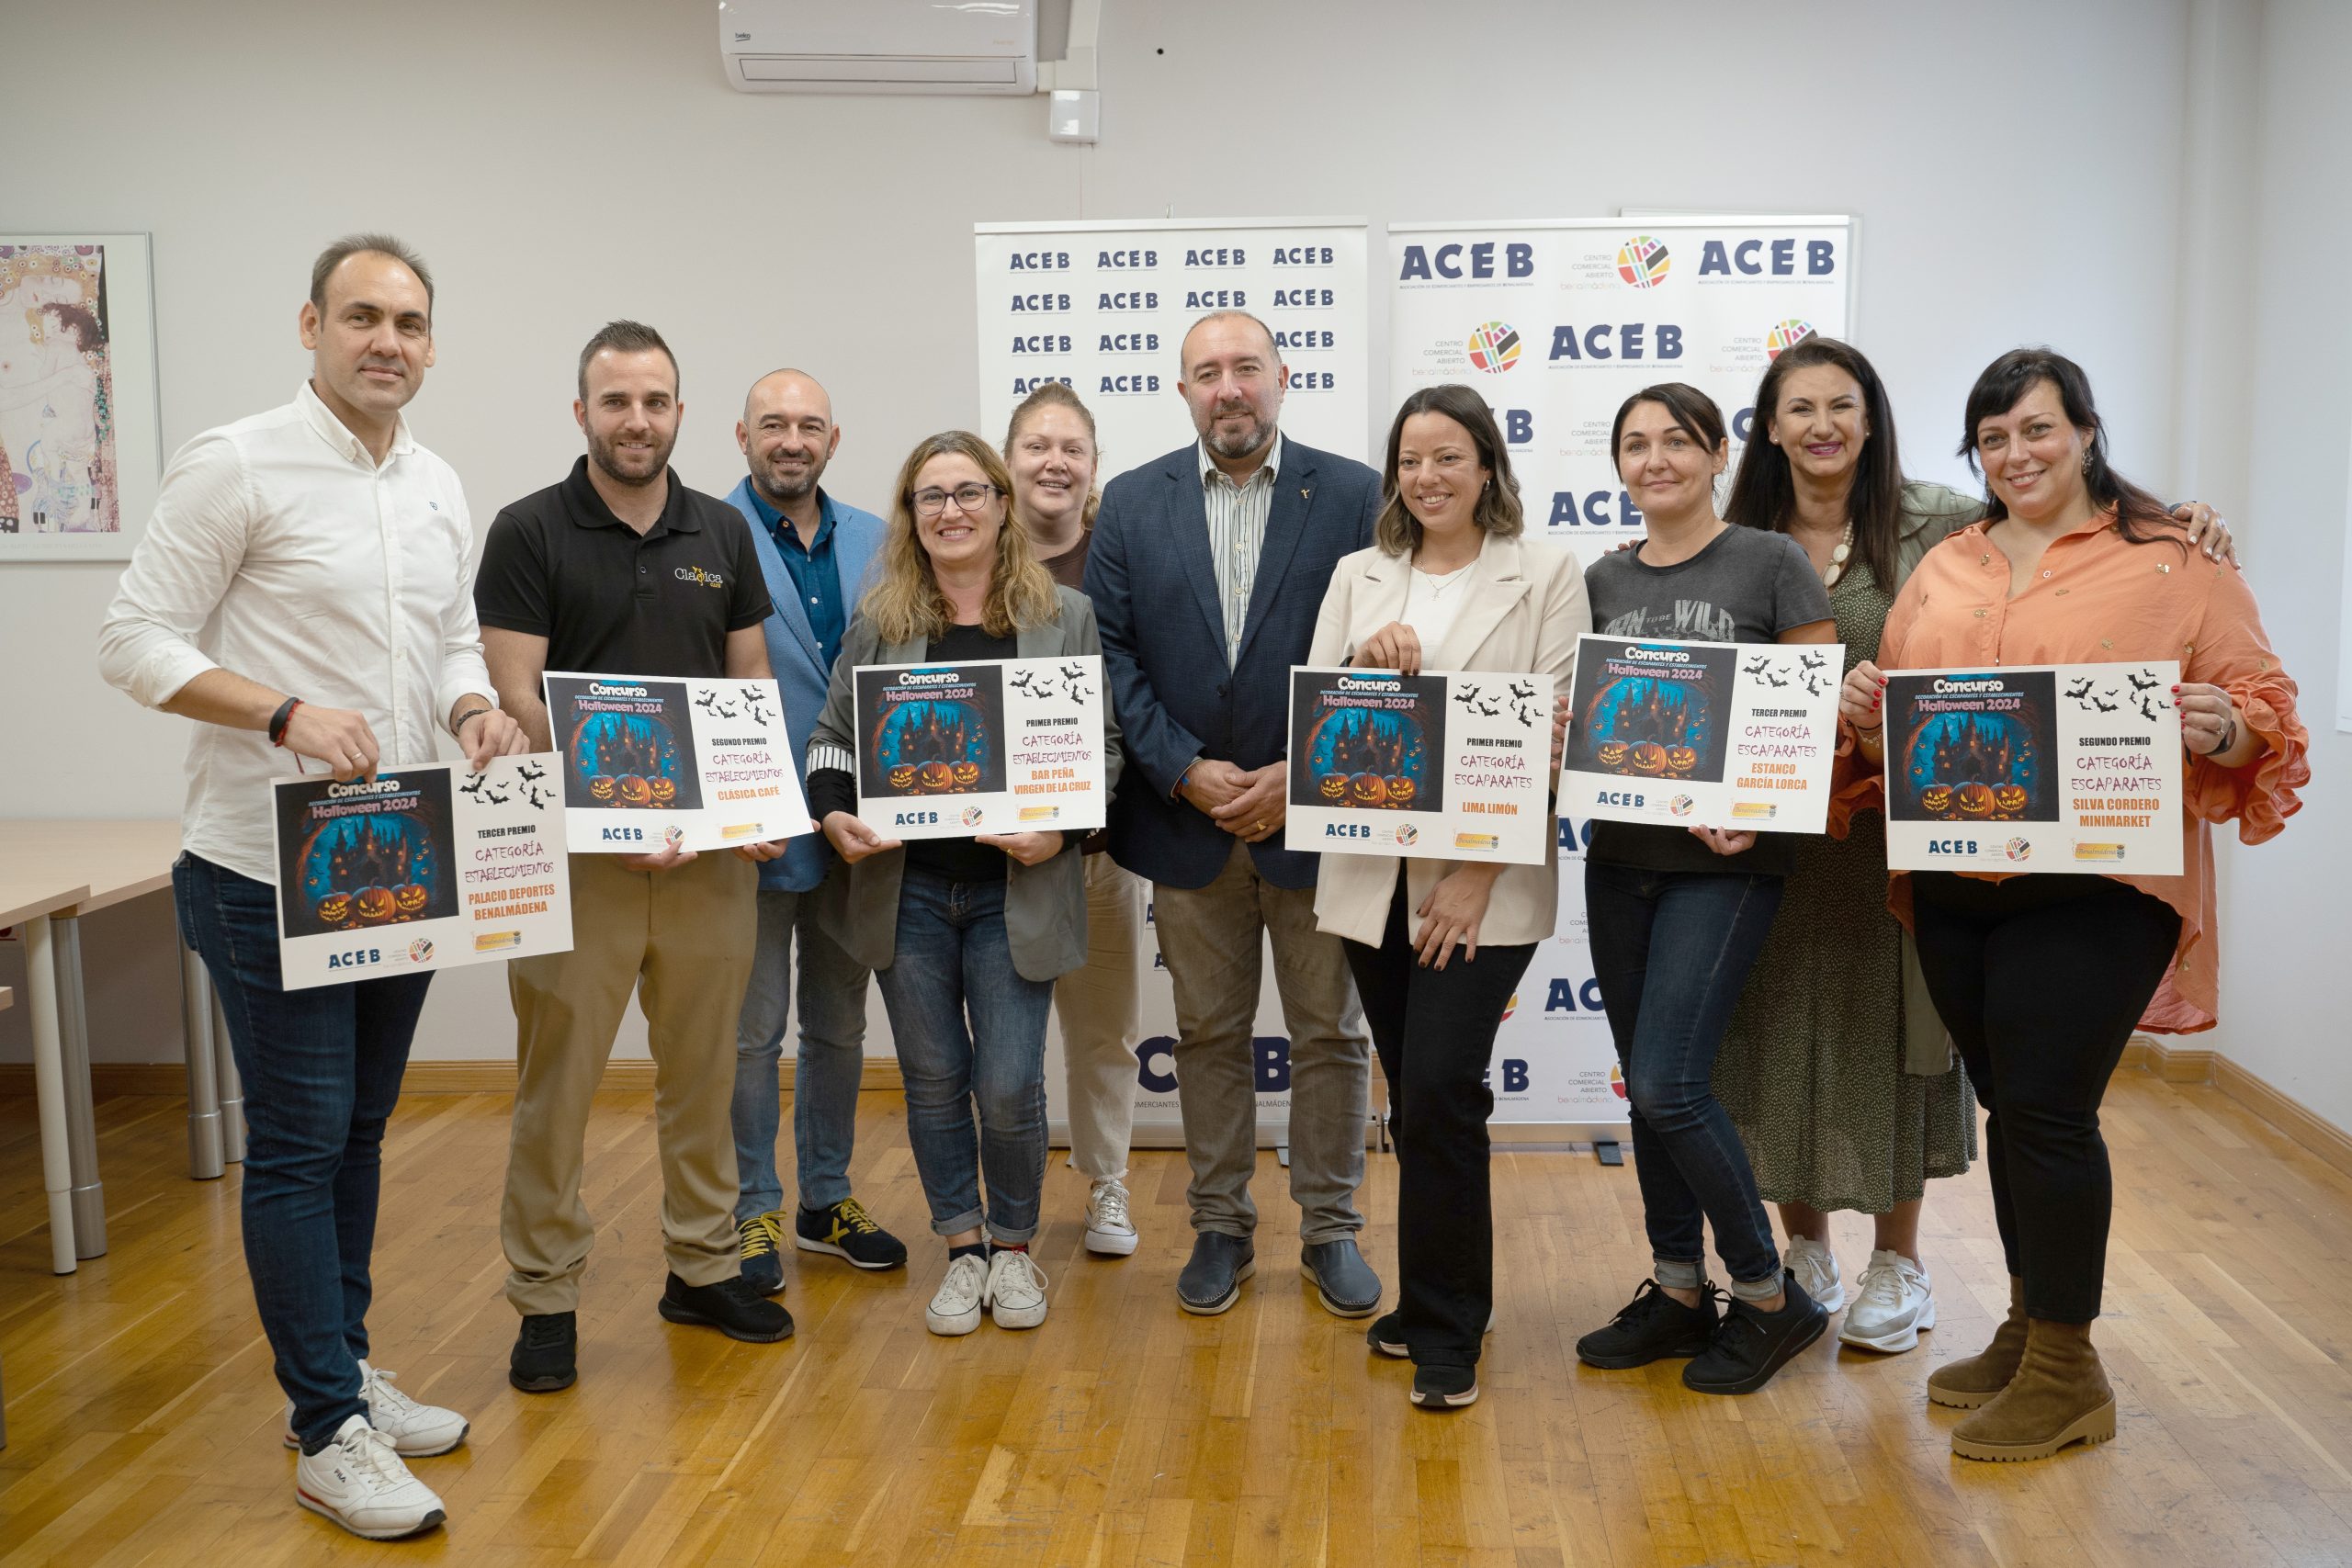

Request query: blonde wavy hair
[{"left": 861, "top": 431, "right": 1062, "bottom": 645}]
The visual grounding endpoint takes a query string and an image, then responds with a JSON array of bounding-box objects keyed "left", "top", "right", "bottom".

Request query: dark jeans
[
  {"left": 173, "top": 852, "right": 432, "bottom": 1451},
  {"left": 873, "top": 864, "right": 1055, "bottom": 1244},
  {"left": 1585, "top": 862, "right": 1786, "bottom": 1295},
  {"left": 1343, "top": 880, "right": 1534, "bottom": 1370},
  {"left": 1910, "top": 873, "right": 2179, "bottom": 1323}
]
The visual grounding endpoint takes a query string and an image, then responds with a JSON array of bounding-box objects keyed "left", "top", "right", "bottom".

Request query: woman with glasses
[{"left": 805, "top": 431, "right": 1122, "bottom": 1337}]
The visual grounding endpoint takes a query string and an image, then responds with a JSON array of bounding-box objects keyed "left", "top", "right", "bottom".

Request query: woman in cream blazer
[{"left": 1306, "top": 385, "right": 1589, "bottom": 1410}]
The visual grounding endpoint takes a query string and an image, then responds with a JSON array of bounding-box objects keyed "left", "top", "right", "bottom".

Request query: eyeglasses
[{"left": 910, "top": 482, "right": 1000, "bottom": 518}]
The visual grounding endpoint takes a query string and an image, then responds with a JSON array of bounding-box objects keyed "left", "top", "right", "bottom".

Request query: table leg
[
  {"left": 211, "top": 989, "right": 246, "bottom": 1166},
  {"left": 22, "top": 916, "right": 77, "bottom": 1274},
  {"left": 181, "top": 943, "right": 223, "bottom": 1180},
  {"left": 51, "top": 913, "right": 107, "bottom": 1258}
]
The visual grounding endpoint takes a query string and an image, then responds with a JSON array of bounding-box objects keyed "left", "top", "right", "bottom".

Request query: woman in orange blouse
[{"left": 1838, "top": 347, "right": 2307, "bottom": 1464}]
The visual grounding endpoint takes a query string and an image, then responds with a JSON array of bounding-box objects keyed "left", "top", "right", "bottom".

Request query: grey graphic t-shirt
[{"left": 1581, "top": 525, "right": 1833, "bottom": 876}]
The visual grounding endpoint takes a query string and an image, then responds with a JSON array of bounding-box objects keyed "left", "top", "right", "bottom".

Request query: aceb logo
[
  {"left": 1465, "top": 321, "right": 1521, "bottom": 374},
  {"left": 1615, "top": 235, "right": 1670, "bottom": 288},
  {"left": 1765, "top": 319, "right": 1815, "bottom": 359}
]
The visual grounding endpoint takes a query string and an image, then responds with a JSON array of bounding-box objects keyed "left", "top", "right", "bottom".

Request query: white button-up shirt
[
  {"left": 1197, "top": 433, "right": 1283, "bottom": 665},
  {"left": 98, "top": 383, "right": 492, "bottom": 884}
]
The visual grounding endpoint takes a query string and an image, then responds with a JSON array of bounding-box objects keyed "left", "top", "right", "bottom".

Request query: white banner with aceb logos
[
  {"left": 974, "top": 217, "right": 1372, "bottom": 481},
  {"left": 1387, "top": 215, "right": 1854, "bottom": 566}
]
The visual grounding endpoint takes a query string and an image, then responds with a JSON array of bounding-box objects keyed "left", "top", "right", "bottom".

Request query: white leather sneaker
[
  {"left": 284, "top": 1361, "right": 469, "bottom": 1457},
  {"left": 925, "top": 1253, "right": 991, "bottom": 1337},
  {"left": 1784, "top": 1236, "right": 1846, "bottom": 1314},
  {"left": 987, "top": 1248, "right": 1050, "bottom": 1330},
  {"left": 294, "top": 1415, "right": 447, "bottom": 1540},
  {"left": 1838, "top": 1249, "right": 1936, "bottom": 1352},
  {"left": 1083, "top": 1179, "right": 1139, "bottom": 1256}
]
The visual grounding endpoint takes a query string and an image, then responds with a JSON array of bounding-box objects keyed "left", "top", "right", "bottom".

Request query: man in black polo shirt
[{"left": 477, "top": 320, "right": 792, "bottom": 1390}]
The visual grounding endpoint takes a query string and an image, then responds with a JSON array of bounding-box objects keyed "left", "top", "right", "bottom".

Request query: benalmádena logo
[
  {"left": 1616, "top": 235, "right": 1670, "bottom": 288},
  {"left": 1765, "top": 319, "right": 1815, "bottom": 359},
  {"left": 1465, "top": 321, "right": 1521, "bottom": 374}
]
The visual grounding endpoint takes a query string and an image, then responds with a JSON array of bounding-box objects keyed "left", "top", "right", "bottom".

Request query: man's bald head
[{"left": 737, "top": 368, "right": 841, "bottom": 510}]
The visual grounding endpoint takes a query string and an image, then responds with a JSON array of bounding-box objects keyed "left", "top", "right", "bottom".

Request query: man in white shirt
[{"left": 97, "top": 234, "right": 526, "bottom": 1542}]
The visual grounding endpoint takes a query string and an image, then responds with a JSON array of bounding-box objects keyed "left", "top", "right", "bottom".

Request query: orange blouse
[{"left": 1840, "top": 508, "right": 2309, "bottom": 1032}]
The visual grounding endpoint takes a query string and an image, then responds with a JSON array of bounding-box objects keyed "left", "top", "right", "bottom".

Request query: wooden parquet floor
[{"left": 3, "top": 1070, "right": 2352, "bottom": 1566}]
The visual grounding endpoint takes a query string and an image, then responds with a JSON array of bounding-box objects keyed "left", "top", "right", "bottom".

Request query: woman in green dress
[{"left": 1711, "top": 336, "right": 2233, "bottom": 1354}]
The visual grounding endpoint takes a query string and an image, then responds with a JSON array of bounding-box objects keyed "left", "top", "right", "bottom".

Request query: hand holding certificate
[{"left": 852, "top": 656, "right": 1107, "bottom": 840}]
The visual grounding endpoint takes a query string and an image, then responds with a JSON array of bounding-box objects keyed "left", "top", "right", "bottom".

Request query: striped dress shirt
[{"left": 1197, "top": 434, "right": 1284, "bottom": 666}]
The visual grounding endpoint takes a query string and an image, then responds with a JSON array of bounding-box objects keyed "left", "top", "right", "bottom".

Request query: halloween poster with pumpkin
[
  {"left": 1284, "top": 667, "right": 1552, "bottom": 864},
  {"left": 852, "top": 656, "right": 1106, "bottom": 840},
  {"left": 544, "top": 672, "right": 811, "bottom": 852},
  {"left": 1882, "top": 660, "right": 2182, "bottom": 875}
]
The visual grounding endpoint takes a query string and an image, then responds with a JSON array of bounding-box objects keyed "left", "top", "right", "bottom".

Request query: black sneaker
[
  {"left": 510, "top": 1311, "right": 577, "bottom": 1393},
  {"left": 1681, "top": 1272, "right": 1828, "bottom": 1395},
  {"left": 1576, "top": 1280, "right": 1721, "bottom": 1369},
  {"left": 657, "top": 1271, "right": 796, "bottom": 1343},
  {"left": 795, "top": 1198, "right": 909, "bottom": 1271},
  {"left": 738, "top": 1211, "right": 786, "bottom": 1296},
  {"left": 1409, "top": 1364, "right": 1479, "bottom": 1409},
  {"left": 1367, "top": 1312, "right": 1409, "bottom": 1359}
]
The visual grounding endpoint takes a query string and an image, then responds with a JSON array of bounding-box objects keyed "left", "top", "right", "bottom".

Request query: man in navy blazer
[
  {"left": 1085, "top": 311, "right": 1383, "bottom": 1319},
  {"left": 722, "top": 369, "right": 907, "bottom": 1290}
]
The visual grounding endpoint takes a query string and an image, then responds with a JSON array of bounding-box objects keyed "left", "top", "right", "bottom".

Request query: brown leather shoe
[
  {"left": 1926, "top": 1273, "right": 2027, "bottom": 1409},
  {"left": 1950, "top": 1318, "right": 2116, "bottom": 1462}
]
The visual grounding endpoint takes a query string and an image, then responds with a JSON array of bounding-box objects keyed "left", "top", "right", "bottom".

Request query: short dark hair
[
  {"left": 310, "top": 233, "right": 435, "bottom": 315},
  {"left": 1374, "top": 384, "right": 1523, "bottom": 555},
  {"left": 1611, "top": 383, "right": 1727, "bottom": 477},
  {"left": 577, "top": 320, "right": 680, "bottom": 401},
  {"left": 39, "top": 299, "right": 105, "bottom": 353},
  {"left": 1724, "top": 336, "right": 1905, "bottom": 592},
  {"left": 1958, "top": 346, "right": 2178, "bottom": 547}
]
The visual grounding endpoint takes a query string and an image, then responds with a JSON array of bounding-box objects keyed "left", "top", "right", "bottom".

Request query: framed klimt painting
[{"left": 0, "top": 234, "right": 161, "bottom": 561}]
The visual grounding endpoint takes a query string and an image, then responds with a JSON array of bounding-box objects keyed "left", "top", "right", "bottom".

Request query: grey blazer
[{"left": 806, "top": 585, "right": 1123, "bottom": 981}]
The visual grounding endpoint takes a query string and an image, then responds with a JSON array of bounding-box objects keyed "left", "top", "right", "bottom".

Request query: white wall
[{"left": 8, "top": 0, "right": 2306, "bottom": 1070}]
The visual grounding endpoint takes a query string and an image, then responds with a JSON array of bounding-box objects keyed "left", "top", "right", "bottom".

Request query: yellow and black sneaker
[
  {"left": 794, "top": 1197, "right": 909, "bottom": 1271},
  {"left": 738, "top": 1211, "right": 786, "bottom": 1296}
]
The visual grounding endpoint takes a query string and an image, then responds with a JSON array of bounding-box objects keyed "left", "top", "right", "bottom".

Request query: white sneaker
[
  {"left": 987, "top": 1248, "right": 1050, "bottom": 1330},
  {"left": 294, "top": 1415, "right": 447, "bottom": 1540},
  {"left": 1838, "top": 1249, "right": 1936, "bottom": 1352},
  {"left": 283, "top": 1361, "right": 469, "bottom": 1457},
  {"left": 1784, "top": 1235, "right": 1846, "bottom": 1313},
  {"left": 1083, "top": 1179, "right": 1139, "bottom": 1256},
  {"left": 926, "top": 1252, "right": 991, "bottom": 1336}
]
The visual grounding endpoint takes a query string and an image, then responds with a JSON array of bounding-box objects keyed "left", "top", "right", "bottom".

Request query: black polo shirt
[{"left": 476, "top": 457, "right": 773, "bottom": 678}]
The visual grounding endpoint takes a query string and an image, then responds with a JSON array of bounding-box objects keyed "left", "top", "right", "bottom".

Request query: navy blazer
[{"left": 1086, "top": 436, "right": 1381, "bottom": 891}]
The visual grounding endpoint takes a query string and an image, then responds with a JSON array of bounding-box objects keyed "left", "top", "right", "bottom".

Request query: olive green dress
[{"left": 1713, "top": 485, "right": 1980, "bottom": 1213}]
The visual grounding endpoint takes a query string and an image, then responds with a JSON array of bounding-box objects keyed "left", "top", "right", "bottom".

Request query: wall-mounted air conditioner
[{"left": 720, "top": 0, "right": 1038, "bottom": 95}]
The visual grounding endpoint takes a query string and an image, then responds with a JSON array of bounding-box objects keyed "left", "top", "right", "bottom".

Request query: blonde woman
[{"left": 806, "top": 431, "right": 1122, "bottom": 1337}]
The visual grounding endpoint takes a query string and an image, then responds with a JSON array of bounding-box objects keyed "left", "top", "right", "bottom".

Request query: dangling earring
[{"left": 2081, "top": 449, "right": 2093, "bottom": 474}]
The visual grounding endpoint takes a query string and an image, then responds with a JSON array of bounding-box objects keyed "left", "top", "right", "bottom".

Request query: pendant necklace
[{"left": 1821, "top": 518, "right": 1856, "bottom": 589}]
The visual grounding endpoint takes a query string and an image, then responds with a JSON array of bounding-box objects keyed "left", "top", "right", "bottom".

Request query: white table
[{"left": 2, "top": 873, "right": 94, "bottom": 1274}]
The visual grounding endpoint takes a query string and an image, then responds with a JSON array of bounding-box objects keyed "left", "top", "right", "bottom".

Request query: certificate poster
[
  {"left": 1883, "top": 661, "right": 2182, "bottom": 874},
  {"left": 854, "top": 656, "right": 1106, "bottom": 840},
  {"left": 1283, "top": 667, "right": 1553, "bottom": 864},
  {"left": 543, "top": 672, "right": 811, "bottom": 853},
  {"left": 271, "top": 753, "right": 572, "bottom": 990},
  {"left": 1560, "top": 635, "right": 1843, "bottom": 832}
]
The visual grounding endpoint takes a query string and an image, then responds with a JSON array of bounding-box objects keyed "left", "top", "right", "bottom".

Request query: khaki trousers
[
  {"left": 1053, "top": 852, "right": 1146, "bottom": 1183},
  {"left": 502, "top": 850, "right": 755, "bottom": 1314}
]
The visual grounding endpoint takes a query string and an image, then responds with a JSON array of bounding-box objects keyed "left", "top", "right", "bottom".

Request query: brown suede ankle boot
[
  {"left": 1926, "top": 1274, "right": 2027, "bottom": 1409},
  {"left": 1949, "top": 1318, "right": 2115, "bottom": 1462}
]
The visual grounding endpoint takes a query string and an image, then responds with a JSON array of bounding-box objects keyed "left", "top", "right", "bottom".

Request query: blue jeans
[
  {"left": 872, "top": 866, "right": 1054, "bottom": 1244},
  {"left": 731, "top": 886, "right": 872, "bottom": 1222},
  {"left": 1585, "top": 862, "right": 1786, "bottom": 1297},
  {"left": 173, "top": 852, "right": 433, "bottom": 1452}
]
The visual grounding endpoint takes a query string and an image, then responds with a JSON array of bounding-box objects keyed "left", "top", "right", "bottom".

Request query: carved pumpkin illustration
[
  {"left": 650, "top": 777, "right": 677, "bottom": 805},
  {"left": 1317, "top": 773, "right": 1347, "bottom": 800},
  {"left": 1348, "top": 772, "right": 1388, "bottom": 807},
  {"left": 888, "top": 763, "right": 917, "bottom": 791},
  {"left": 918, "top": 761, "right": 954, "bottom": 792},
  {"left": 356, "top": 886, "right": 398, "bottom": 922},
  {"left": 952, "top": 760, "right": 982, "bottom": 789},
  {"left": 317, "top": 892, "right": 353, "bottom": 925},
  {"left": 1385, "top": 775, "right": 1417, "bottom": 806},
  {"left": 589, "top": 774, "right": 616, "bottom": 801},
  {"left": 1598, "top": 740, "right": 1629, "bottom": 767},
  {"left": 1630, "top": 741, "right": 1668, "bottom": 774},
  {"left": 1920, "top": 784, "right": 1953, "bottom": 815},
  {"left": 616, "top": 775, "right": 653, "bottom": 807},
  {"left": 394, "top": 883, "right": 430, "bottom": 914},
  {"left": 1955, "top": 782, "right": 1996, "bottom": 818},
  {"left": 1666, "top": 746, "right": 1700, "bottom": 775},
  {"left": 1995, "top": 784, "right": 2029, "bottom": 816}
]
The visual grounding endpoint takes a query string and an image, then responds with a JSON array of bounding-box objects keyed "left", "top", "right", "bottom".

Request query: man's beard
[
  {"left": 752, "top": 449, "right": 823, "bottom": 507},
  {"left": 1202, "top": 405, "right": 1271, "bottom": 461},
  {"left": 587, "top": 425, "right": 675, "bottom": 488}
]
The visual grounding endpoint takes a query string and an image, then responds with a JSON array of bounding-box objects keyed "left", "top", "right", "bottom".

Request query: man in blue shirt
[{"left": 722, "top": 368, "right": 902, "bottom": 1288}]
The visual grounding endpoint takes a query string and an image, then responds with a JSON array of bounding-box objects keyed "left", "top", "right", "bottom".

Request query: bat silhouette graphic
[
  {"left": 516, "top": 762, "right": 546, "bottom": 784},
  {"left": 2065, "top": 678, "right": 2095, "bottom": 702},
  {"left": 1743, "top": 657, "right": 1771, "bottom": 678},
  {"left": 2093, "top": 696, "right": 2118, "bottom": 713},
  {"left": 2127, "top": 671, "right": 2158, "bottom": 694}
]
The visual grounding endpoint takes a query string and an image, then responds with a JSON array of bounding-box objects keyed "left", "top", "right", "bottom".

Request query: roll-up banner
[
  {"left": 975, "top": 217, "right": 1372, "bottom": 481},
  {"left": 1387, "top": 215, "right": 1854, "bottom": 566}
]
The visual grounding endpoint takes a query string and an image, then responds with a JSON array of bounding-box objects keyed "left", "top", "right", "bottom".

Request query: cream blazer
[{"left": 1306, "top": 532, "right": 1590, "bottom": 950}]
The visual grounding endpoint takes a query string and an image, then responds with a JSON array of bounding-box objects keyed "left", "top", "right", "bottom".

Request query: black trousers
[
  {"left": 1342, "top": 879, "right": 1536, "bottom": 1369},
  {"left": 1909, "top": 873, "right": 2180, "bottom": 1323}
]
